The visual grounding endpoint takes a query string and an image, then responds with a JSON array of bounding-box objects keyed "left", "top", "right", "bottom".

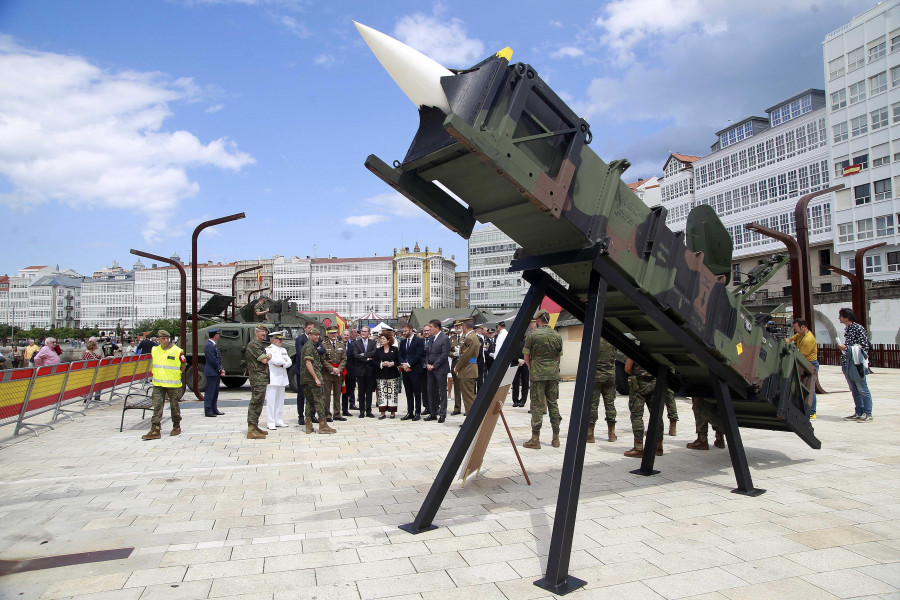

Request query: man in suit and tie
[
  {"left": 475, "top": 325, "right": 487, "bottom": 393},
  {"left": 398, "top": 323, "right": 425, "bottom": 420},
  {"left": 424, "top": 319, "right": 451, "bottom": 422},
  {"left": 352, "top": 326, "right": 377, "bottom": 418},
  {"left": 203, "top": 329, "right": 225, "bottom": 417}
]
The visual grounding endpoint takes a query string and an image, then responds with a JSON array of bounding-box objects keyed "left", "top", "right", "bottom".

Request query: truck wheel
[
  {"left": 222, "top": 377, "right": 247, "bottom": 389},
  {"left": 185, "top": 365, "right": 208, "bottom": 393},
  {"left": 288, "top": 370, "right": 298, "bottom": 393}
]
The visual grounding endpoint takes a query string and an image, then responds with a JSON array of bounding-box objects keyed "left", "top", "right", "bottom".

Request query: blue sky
[{"left": 0, "top": 0, "right": 863, "bottom": 277}]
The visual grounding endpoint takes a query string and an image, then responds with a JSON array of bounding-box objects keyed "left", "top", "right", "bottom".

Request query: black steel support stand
[
  {"left": 534, "top": 267, "right": 607, "bottom": 595},
  {"left": 399, "top": 276, "right": 548, "bottom": 535},
  {"left": 712, "top": 379, "right": 765, "bottom": 496},
  {"left": 630, "top": 366, "right": 670, "bottom": 477}
]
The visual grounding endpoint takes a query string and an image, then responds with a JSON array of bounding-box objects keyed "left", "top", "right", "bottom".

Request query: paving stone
[{"left": 800, "top": 568, "right": 896, "bottom": 598}]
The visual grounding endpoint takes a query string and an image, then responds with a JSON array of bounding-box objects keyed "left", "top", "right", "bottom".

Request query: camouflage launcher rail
[{"left": 363, "top": 43, "right": 818, "bottom": 449}]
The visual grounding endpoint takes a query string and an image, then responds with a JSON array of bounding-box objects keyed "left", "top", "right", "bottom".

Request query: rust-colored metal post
[
  {"left": 853, "top": 242, "right": 887, "bottom": 332},
  {"left": 794, "top": 184, "right": 844, "bottom": 334},
  {"left": 745, "top": 222, "right": 805, "bottom": 321},
  {"left": 130, "top": 250, "right": 187, "bottom": 388},
  {"left": 191, "top": 214, "right": 246, "bottom": 400},
  {"left": 247, "top": 287, "right": 271, "bottom": 302},
  {"left": 231, "top": 265, "right": 260, "bottom": 318}
]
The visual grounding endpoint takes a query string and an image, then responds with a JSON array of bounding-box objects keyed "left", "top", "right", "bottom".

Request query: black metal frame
[{"left": 400, "top": 252, "right": 764, "bottom": 594}]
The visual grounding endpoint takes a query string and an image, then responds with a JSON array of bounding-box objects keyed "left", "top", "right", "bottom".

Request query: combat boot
[
  {"left": 714, "top": 431, "right": 726, "bottom": 448},
  {"left": 668, "top": 420, "right": 677, "bottom": 436},
  {"left": 170, "top": 422, "right": 181, "bottom": 436},
  {"left": 624, "top": 438, "right": 643, "bottom": 457},
  {"left": 607, "top": 423, "right": 617, "bottom": 442},
  {"left": 254, "top": 425, "right": 268, "bottom": 435},
  {"left": 586, "top": 426, "right": 595, "bottom": 443},
  {"left": 523, "top": 431, "right": 541, "bottom": 449},
  {"left": 551, "top": 431, "right": 560, "bottom": 448},
  {"left": 247, "top": 427, "right": 266, "bottom": 440},
  {"left": 686, "top": 436, "right": 709, "bottom": 450},
  {"left": 141, "top": 426, "right": 161, "bottom": 441},
  {"left": 305, "top": 421, "right": 315, "bottom": 434},
  {"left": 656, "top": 436, "right": 663, "bottom": 456},
  {"left": 318, "top": 419, "right": 336, "bottom": 434}
]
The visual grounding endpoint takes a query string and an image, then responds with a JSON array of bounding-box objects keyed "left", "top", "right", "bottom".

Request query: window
[
  {"left": 835, "top": 158, "right": 850, "bottom": 177},
  {"left": 829, "top": 57, "right": 845, "bottom": 80},
  {"left": 849, "top": 81, "right": 867, "bottom": 104},
  {"left": 851, "top": 115, "right": 868, "bottom": 137},
  {"left": 848, "top": 257, "right": 856, "bottom": 275},
  {"left": 894, "top": 66, "right": 900, "bottom": 87},
  {"left": 848, "top": 46, "right": 865, "bottom": 71},
  {"left": 855, "top": 183, "right": 871, "bottom": 205},
  {"left": 888, "top": 251, "right": 900, "bottom": 272},
  {"left": 865, "top": 254, "right": 882, "bottom": 273},
  {"left": 870, "top": 71, "right": 888, "bottom": 95},
  {"left": 833, "top": 122, "right": 849, "bottom": 142},
  {"left": 819, "top": 249, "right": 832, "bottom": 276},
  {"left": 873, "top": 154, "right": 890, "bottom": 168},
  {"left": 857, "top": 218, "right": 874, "bottom": 240},
  {"left": 831, "top": 89, "right": 847, "bottom": 110},
  {"left": 853, "top": 153, "right": 869, "bottom": 170},
  {"left": 894, "top": 34, "right": 900, "bottom": 53},
  {"left": 839, "top": 222, "right": 854, "bottom": 243},
  {"left": 869, "top": 40, "right": 887, "bottom": 62},
  {"left": 875, "top": 178, "right": 892, "bottom": 201},
  {"left": 877, "top": 214, "right": 894, "bottom": 236},
  {"left": 872, "top": 107, "right": 889, "bottom": 131}
]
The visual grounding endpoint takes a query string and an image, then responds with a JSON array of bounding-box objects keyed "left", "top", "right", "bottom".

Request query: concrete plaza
[{"left": 0, "top": 365, "right": 897, "bottom": 600}]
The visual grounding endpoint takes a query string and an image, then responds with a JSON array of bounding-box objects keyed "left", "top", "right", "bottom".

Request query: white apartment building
[
  {"left": 467, "top": 225, "right": 524, "bottom": 312},
  {"left": 2, "top": 265, "right": 84, "bottom": 329},
  {"left": 272, "top": 256, "right": 312, "bottom": 310},
  {"left": 662, "top": 89, "right": 839, "bottom": 295},
  {"left": 132, "top": 260, "right": 235, "bottom": 323},
  {"left": 824, "top": 1, "right": 900, "bottom": 280},
  {"left": 81, "top": 271, "right": 135, "bottom": 331},
  {"left": 393, "top": 245, "right": 456, "bottom": 316},
  {"left": 628, "top": 176, "right": 662, "bottom": 208},
  {"left": 309, "top": 257, "right": 393, "bottom": 319},
  {"left": 234, "top": 258, "right": 274, "bottom": 306}
]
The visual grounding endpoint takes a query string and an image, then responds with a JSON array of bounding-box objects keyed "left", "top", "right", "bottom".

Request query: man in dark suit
[
  {"left": 204, "top": 329, "right": 225, "bottom": 417},
  {"left": 424, "top": 319, "right": 451, "bottom": 422},
  {"left": 475, "top": 326, "right": 487, "bottom": 393},
  {"left": 398, "top": 323, "right": 425, "bottom": 420},
  {"left": 352, "top": 326, "right": 377, "bottom": 418}
]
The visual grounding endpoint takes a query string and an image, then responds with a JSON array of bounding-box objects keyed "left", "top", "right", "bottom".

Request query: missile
[{"left": 353, "top": 21, "right": 453, "bottom": 113}]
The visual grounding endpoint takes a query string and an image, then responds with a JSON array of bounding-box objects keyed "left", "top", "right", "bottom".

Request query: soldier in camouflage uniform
[
  {"left": 588, "top": 338, "right": 618, "bottom": 443},
  {"left": 321, "top": 326, "right": 347, "bottom": 422},
  {"left": 244, "top": 324, "right": 270, "bottom": 440},
  {"left": 623, "top": 359, "right": 673, "bottom": 457},
  {"left": 300, "top": 328, "right": 335, "bottom": 435},
  {"left": 686, "top": 397, "right": 725, "bottom": 450},
  {"left": 523, "top": 309, "right": 563, "bottom": 449},
  {"left": 449, "top": 320, "right": 463, "bottom": 415},
  {"left": 253, "top": 297, "right": 271, "bottom": 322}
]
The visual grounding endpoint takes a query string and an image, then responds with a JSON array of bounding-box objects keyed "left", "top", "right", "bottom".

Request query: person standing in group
[
  {"left": 352, "top": 326, "right": 377, "bottom": 418},
  {"left": 788, "top": 317, "right": 819, "bottom": 419},
  {"left": 588, "top": 337, "right": 618, "bottom": 443},
  {"left": 491, "top": 321, "right": 508, "bottom": 363},
  {"left": 141, "top": 330, "right": 186, "bottom": 440},
  {"left": 301, "top": 328, "right": 335, "bottom": 434},
  {"left": 81, "top": 340, "right": 104, "bottom": 404},
  {"left": 136, "top": 334, "right": 156, "bottom": 356},
  {"left": 375, "top": 330, "right": 401, "bottom": 418},
  {"left": 203, "top": 329, "right": 225, "bottom": 418},
  {"left": 420, "top": 324, "right": 432, "bottom": 415},
  {"left": 265, "top": 331, "right": 292, "bottom": 429},
  {"left": 11, "top": 346, "right": 22, "bottom": 368},
  {"left": 399, "top": 323, "right": 425, "bottom": 420},
  {"left": 623, "top": 359, "right": 672, "bottom": 457},
  {"left": 454, "top": 318, "right": 481, "bottom": 417},
  {"left": 291, "top": 321, "right": 315, "bottom": 425},
  {"left": 838, "top": 308, "right": 874, "bottom": 422},
  {"left": 449, "top": 320, "right": 463, "bottom": 415},
  {"left": 341, "top": 330, "right": 354, "bottom": 415},
  {"left": 101, "top": 337, "right": 119, "bottom": 357},
  {"left": 686, "top": 397, "right": 725, "bottom": 450},
  {"left": 522, "top": 309, "right": 563, "bottom": 449},
  {"left": 244, "top": 324, "right": 270, "bottom": 440},
  {"left": 424, "top": 319, "right": 450, "bottom": 422},
  {"left": 24, "top": 339, "right": 39, "bottom": 364},
  {"left": 321, "top": 326, "right": 347, "bottom": 422},
  {"left": 474, "top": 325, "right": 486, "bottom": 392},
  {"left": 484, "top": 328, "right": 496, "bottom": 374},
  {"left": 511, "top": 320, "right": 535, "bottom": 407},
  {"left": 33, "top": 338, "right": 61, "bottom": 367},
  {"left": 346, "top": 329, "right": 359, "bottom": 410}
]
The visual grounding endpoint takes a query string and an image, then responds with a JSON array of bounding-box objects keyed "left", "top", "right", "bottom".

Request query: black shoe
[
  {"left": 438, "top": 416, "right": 445, "bottom": 423},
  {"left": 424, "top": 415, "right": 437, "bottom": 421},
  {"left": 423, "top": 410, "right": 430, "bottom": 415},
  {"left": 451, "top": 410, "right": 461, "bottom": 416},
  {"left": 366, "top": 412, "right": 376, "bottom": 418},
  {"left": 359, "top": 413, "right": 365, "bottom": 418},
  {"left": 412, "top": 415, "right": 420, "bottom": 421},
  {"left": 857, "top": 413, "right": 872, "bottom": 422},
  {"left": 342, "top": 411, "right": 351, "bottom": 417},
  {"left": 401, "top": 413, "right": 413, "bottom": 421},
  {"left": 349, "top": 403, "right": 357, "bottom": 409},
  {"left": 326, "top": 417, "right": 333, "bottom": 422},
  {"left": 335, "top": 416, "right": 347, "bottom": 422},
  {"left": 390, "top": 413, "right": 395, "bottom": 419},
  {"left": 299, "top": 418, "right": 305, "bottom": 425},
  {"left": 379, "top": 414, "right": 386, "bottom": 420},
  {"left": 205, "top": 413, "right": 216, "bottom": 417}
]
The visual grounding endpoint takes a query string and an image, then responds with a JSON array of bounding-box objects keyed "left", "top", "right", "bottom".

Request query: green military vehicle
[{"left": 182, "top": 295, "right": 337, "bottom": 393}]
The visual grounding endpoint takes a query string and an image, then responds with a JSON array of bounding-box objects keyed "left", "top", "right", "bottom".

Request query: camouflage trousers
[
  {"left": 248, "top": 385, "right": 266, "bottom": 427},
  {"left": 589, "top": 378, "right": 617, "bottom": 426},
  {"left": 628, "top": 379, "right": 672, "bottom": 439},
  {"left": 151, "top": 386, "right": 182, "bottom": 428},
  {"left": 691, "top": 397, "right": 720, "bottom": 437},
  {"left": 303, "top": 383, "right": 327, "bottom": 423},
  {"left": 530, "top": 379, "right": 561, "bottom": 433},
  {"left": 323, "top": 377, "right": 341, "bottom": 417}
]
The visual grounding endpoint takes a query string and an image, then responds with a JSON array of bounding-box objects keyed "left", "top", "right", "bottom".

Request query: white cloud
[
  {"left": 550, "top": 46, "right": 584, "bottom": 59},
  {"left": 393, "top": 12, "right": 485, "bottom": 67},
  {"left": 313, "top": 53, "right": 340, "bottom": 68},
  {"left": 205, "top": 103, "right": 224, "bottom": 113},
  {"left": 276, "top": 13, "right": 310, "bottom": 38},
  {"left": 0, "top": 37, "right": 254, "bottom": 242},
  {"left": 344, "top": 214, "right": 387, "bottom": 228}
]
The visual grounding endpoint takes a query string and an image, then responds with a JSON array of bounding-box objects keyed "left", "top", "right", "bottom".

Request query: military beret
[
  {"left": 157, "top": 329, "right": 171, "bottom": 338},
  {"left": 255, "top": 324, "right": 269, "bottom": 332},
  {"left": 326, "top": 326, "right": 338, "bottom": 333},
  {"left": 308, "top": 327, "right": 321, "bottom": 336},
  {"left": 534, "top": 308, "right": 550, "bottom": 321}
]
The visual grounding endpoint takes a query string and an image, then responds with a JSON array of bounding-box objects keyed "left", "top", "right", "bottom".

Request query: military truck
[{"left": 182, "top": 295, "right": 338, "bottom": 392}]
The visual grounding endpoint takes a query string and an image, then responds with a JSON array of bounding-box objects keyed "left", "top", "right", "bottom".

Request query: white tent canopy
[{"left": 370, "top": 321, "right": 393, "bottom": 334}]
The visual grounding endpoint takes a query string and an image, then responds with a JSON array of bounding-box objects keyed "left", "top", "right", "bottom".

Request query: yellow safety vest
[{"left": 151, "top": 344, "right": 184, "bottom": 388}]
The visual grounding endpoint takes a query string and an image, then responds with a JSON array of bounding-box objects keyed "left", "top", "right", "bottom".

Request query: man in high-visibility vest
[{"left": 142, "top": 329, "right": 186, "bottom": 440}]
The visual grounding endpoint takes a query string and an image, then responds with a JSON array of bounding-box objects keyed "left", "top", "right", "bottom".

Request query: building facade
[
  {"left": 272, "top": 256, "right": 312, "bottom": 310},
  {"left": 455, "top": 271, "right": 469, "bottom": 309},
  {"left": 309, "top": 256, "right": 393, "bottom": 318},
  {"left": 1, "top": 266, "right": 84, "bottom": 329},
  {"left": 392, "top": 245, "right": 456, "bottom": 317},
  {"left": 824, "top": 1, "right": 900, "bottom": 280},
  {"left": 81, "top": 271, "right": 135, "bottom": 332},
  {"left": 234, "top": 258, "right": 273, "bottom": 306},
  {"left": 467, "top": 225, "right": 525, "bottom": 312}
]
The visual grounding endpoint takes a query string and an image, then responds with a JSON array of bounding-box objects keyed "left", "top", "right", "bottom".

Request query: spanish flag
[
  {"left": 257, "top": 258, "right": 262, "bottom": 286},
  {"left": 540, "top": 297, "right": 563, "bottom": 328}
]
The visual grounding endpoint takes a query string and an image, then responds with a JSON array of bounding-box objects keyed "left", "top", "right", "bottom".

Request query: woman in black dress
[{"left": 375, "top": 330, "right": 401, "bottom": 418}]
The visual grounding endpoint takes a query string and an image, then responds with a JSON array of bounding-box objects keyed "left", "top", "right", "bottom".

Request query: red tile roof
[
  {"left": 672, "top": 153, "right": 700, "bottom": 163},
  {"left": 313, "top": 257, "right": 392, "bottom": 264},
  {"left": 23, "top": 265, "right": 49, "bottom": 270}
]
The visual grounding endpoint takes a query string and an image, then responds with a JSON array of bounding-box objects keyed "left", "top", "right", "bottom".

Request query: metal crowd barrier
[{"left": 0, "top": 355, "right": 153, "bottom": 436}]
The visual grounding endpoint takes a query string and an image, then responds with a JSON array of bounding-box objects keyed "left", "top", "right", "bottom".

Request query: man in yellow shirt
[
  {"left": 24, "top": 340, "right": 40, "bottom": 364},
  {"left": 789, "top": 318, "right": 818, "bottom": 418}
]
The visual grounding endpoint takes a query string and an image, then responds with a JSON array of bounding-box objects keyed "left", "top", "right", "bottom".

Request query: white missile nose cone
[{"left": 353, "top": 20, "right": 452, "bottom": 113}]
